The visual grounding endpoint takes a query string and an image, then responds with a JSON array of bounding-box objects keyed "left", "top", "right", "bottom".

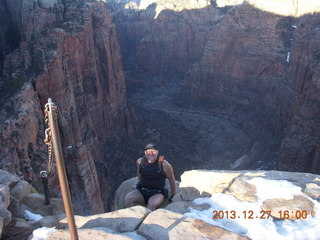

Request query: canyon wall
[
  {"left": 0, "top": 0, "right": 133, "bottom": 214},
  {"left": 109, "top": 0, "right": 320, "bottom": 174},
  {"left": 0, "top": 0, "right": 319, "bottom": 219}
]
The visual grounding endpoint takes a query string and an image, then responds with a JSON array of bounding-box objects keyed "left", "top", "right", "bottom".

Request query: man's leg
[
  {"left": 147, "top": 194, "right": 164, "bottom": 211},
  {"left": 124, "top": 189, "right": 145, "bottom": 208}
]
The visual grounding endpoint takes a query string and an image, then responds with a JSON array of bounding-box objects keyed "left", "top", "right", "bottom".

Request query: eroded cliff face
[
  {"left": 182, "top": 5, "right": 320, "bottom": 174},
  {"left": 0, "top": 0, "right": 133, "bottom": 214},
  {"left": 108, "top": 0, "right": 320, "bottom": 174},
  {"left": 278, "top": 14, "right": 320, "bottom": 173}
]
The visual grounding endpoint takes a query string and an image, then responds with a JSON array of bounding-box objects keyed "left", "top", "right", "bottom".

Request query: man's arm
[
  {"left": 163, "top": 160, "right": 176, "bottom": 196},
  {"left": 136, "top": 158, "right": 142, "bottom": 182}
]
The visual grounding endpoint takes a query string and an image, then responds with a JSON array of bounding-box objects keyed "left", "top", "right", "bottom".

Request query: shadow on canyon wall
[{"left": 103, "top": 0, "right": 320, "bottom": 208}]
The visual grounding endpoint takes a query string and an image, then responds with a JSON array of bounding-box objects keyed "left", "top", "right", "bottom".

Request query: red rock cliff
[{"left": 0, "top": 1, "right": 132, "bottom": 214}]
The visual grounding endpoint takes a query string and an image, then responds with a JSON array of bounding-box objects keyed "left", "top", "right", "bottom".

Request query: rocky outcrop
[
  {"left": 109, "top": 0, "right": 320, "bottom": 174},
  {"left": 36, "top": 207, "right": 249, "bottom": 239},
  {"left": 138, "top": 208, "right": 248, "bottom": 240},
  {"left": 0, "top": 169, "right": 64, "bottom": 239},
  {"left": 1, "top": 169, "right": 319, "bottom": 239},
  {"left": 0, "top": 1, "right": 133, "bottom": 214},
  {"left": 27, "top": 169, "right": 320, "bottom": 239}
]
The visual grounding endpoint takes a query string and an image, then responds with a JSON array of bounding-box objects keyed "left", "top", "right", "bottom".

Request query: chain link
[{"left": 44, "top": 102, "right": 58, "bottom": 174}]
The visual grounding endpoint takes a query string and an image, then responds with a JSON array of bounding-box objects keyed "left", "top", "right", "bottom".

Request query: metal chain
[{"left": 44, "top": 102, "right": 58, "bottom": 174}]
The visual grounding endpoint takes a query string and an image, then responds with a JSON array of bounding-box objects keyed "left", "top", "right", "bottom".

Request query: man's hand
[{"left": 163, "top": 160, "right": 176, "bottom": 202}]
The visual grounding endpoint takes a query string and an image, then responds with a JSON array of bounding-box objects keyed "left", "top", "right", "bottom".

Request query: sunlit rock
[
  {"left": 138, "top": 208, "right": 249, "bottom": 239},
  {"left": 262, "top": 195, "right": 315, "bottom": 220},
  {"left": 75, "top": 206, "right": 151, "bottom": 232},
  {"left": 47, "top": 228, "right": 138, "bottom": 240}
]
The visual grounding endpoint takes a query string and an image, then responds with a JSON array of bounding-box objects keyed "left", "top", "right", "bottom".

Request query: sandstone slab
[
  {"left": 37, "top": 214, "right": 66, "bottom": 228},
  {"left": 164, "top": 201, "right": 210, "bottom": 215},
  {"left": 180, "top": 170, "right": 242, "bottom": 200},
  {"left": 262, "top": 195, "right": 315, "bottom": 220},
  {"left": 138, "top": 209, "right": 249, "bottom": 240},
  {"left": 229, "top": 178, "right": 257, "bottom": 202},
  {"left": 47, "top": 228, "right": 141, "bottom": 240},
  {"left": 305, "top": 183, "right": 320, "bottom": 200},
  {"left": 67, "top": 206, "right": 151, "bottom": 232}
]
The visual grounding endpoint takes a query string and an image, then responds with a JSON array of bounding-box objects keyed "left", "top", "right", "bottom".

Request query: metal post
[
  {"left": 46, "top": 98, "right": 79, "bottom": 240},
  {"left": 40, "top": 171, "right": 50, "bottom": 205}
]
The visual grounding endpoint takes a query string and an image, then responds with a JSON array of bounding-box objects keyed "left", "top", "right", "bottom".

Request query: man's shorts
[{"left": 136, "top": 184, "right": 168, "bottom": 203}]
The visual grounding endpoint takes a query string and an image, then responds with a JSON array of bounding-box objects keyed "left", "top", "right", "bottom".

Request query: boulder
[
  {"left": 112, "top": 178, "right": 137, "bottom": 211},
  {"left": 0, "top": 170, "right": 20, "bottom": 187},
  {"left": 0, "top": 184, "right": 10, "bottom": 208},
  {"left": 74, "top": 206, "right": 151, "bottom": 232},
  {"left": 18, "top": 193, "right": 64, "bottom": 218},
  {"left": 262, "top": 195, "right": 315, "bottom": 220},
  {"left": 112, "top": 177, "right": 180, "bottom": 211},
  {"left": 138, "top": 208, "right": 249, "bottom": 240},
  {"left": 0, "top": 201, "right": 12, "bottom": 227},
  {"left": 304, "top": 183, "right": 320, "bottom": 200},
  {"left": 229, "top": 178, "right": 257, "bottom": 202},
  {"left": 2, "top": 218, "right": 35, "bottom": 240},
  {"left": 10, "top": 180, "right": 33, "bottom": 201}
]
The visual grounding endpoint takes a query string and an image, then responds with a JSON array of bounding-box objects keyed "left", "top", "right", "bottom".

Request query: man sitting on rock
[{"left": 125, "top": 143, "right": 176, "bottom": 210}]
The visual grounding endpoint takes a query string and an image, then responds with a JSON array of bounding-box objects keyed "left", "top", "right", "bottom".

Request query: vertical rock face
[
  {"left": 110, "top": 0, "right": 320, "bottom": 173},
  {"left": 0, "top": 84, "right": 46, "bottom": 178},
  {"left": 0, "top": 0, "right": 20, "bottom": 74},
  {"left": 0, "top": 1, "right": 132, "bottom": 214},
  {"left": 278, "top": 14, "right": 320, "bottom": 173},
  {"left": 111, "top": 0, "right": 215, "bottom": 79},
  {"left": 183, "top": 6, "right": 320, "bottom": 173}
]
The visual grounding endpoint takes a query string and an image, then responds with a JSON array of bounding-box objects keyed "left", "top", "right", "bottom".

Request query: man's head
[{"left": 144, "top": 143, "right": 159, "bottom": 162}]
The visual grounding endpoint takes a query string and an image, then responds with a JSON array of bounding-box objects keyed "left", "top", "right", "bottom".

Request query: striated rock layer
[{"left": 0, "top": 1, "right": 133, "bottom": 214}]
